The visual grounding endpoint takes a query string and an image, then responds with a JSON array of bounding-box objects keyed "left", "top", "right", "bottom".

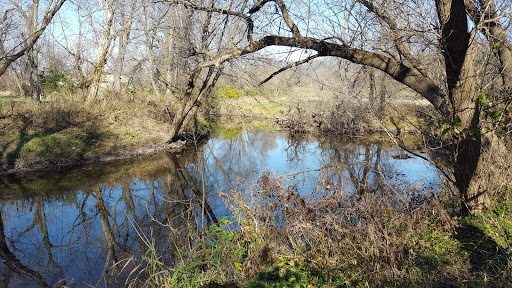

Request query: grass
[
  {"left": 0, "top": 94, "right": 31, "bottom": 104},
  {"left": 0, "top": 89, "right": 171, "bottom": 170},
  {"left": 125, "top": 169, "right": 512, "bottom": 287}
]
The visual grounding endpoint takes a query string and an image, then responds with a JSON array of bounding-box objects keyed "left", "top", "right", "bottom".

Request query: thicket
[{"left": 125, "top": 168, "right": 512, "bottom": 287}]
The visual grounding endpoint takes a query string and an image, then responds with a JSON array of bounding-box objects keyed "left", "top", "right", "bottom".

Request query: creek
[{"left": 0, "top": 129, "right": 441, "bottom": 287}]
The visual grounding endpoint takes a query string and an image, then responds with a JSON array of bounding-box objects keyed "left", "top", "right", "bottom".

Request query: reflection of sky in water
[
  {"left": 392, "top": 150, "right": 440, "bottom": 186},
  {"left": 207, "top": 130, "right": 440, "bottom": 190},
  {"left": 0, "top": 129, "right": 441, "bottom": 287}
]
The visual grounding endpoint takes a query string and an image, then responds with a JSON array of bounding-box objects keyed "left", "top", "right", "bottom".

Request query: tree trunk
[
  {"left": 112, "top": 36, "right": 128, "bottom": 92},
  {"left": 146, "top": 40, "right": 161, "bottom": 97},
  {"left": 378, "top": 71, "right": 386, "bottom": 115},
  {"left": 27, "top": 0, "right": 42, "bottom": 101},
  {"left": 368, "top": 68, "right": 375, "bottom": 109},
  {"left": 438, "top": 0, "right": 512, "bottom": 215},
  {"left": 143, "top": 0, "right": 161, "bottom": 97},
  {"left": 113, "top": 1, "right": 135, "bottom": 93},
  {"left": 86, "top": 1, "right": 115, "bottom": 103},
  {"left": 27, "top": 47, "right": 41, "bottom": 101}
]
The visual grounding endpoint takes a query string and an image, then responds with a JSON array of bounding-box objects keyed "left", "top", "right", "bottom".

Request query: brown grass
[
  {"left": 0, "top": 89, "right": 171, "bottom": 172},
  {"left": 223, "top": 168, "right": 470, "bottom": 287}
]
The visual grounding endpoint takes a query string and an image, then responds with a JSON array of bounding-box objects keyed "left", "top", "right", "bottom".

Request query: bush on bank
[{"left": 128, "top": 170, "right": 512, "bottom": 287}]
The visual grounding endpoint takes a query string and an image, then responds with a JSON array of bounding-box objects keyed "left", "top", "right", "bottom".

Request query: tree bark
[
  {"left": 86, "top": 0, "right": 115, "bottom": 103},
  {"left": 437, "top": 0, "right": 512, "bottom": 215},
  {"left": 26, "top": 1, "right": 42, "bottom": 101}
]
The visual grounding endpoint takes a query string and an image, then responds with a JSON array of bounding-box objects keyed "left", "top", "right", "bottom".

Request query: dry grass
[
  {"left": 122, "top": 167, "right": 512, "bottom": 287},
  {"left": 224, "top": 169, "right": 463, "bottom": 287},
  {"left": 0, "top": 89, "right": 171, "bottom": 172}
]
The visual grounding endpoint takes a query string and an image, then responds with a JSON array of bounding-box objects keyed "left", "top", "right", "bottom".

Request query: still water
[{"left": 0, "top": 130, "right": 440, "bottom": 287}]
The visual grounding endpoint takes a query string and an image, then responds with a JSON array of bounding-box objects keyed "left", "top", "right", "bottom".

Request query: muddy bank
[{"left": 0, "top": 141, "right": 187, "bottom": 176}]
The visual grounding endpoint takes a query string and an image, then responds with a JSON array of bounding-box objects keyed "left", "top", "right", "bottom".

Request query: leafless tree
[
  {"left": 85, "top": 0, "right": 117, "bottom": 103},
  {"left": 111, "top": 0, "right": 139, "bottom": 92},
  {"left": 163, "top": 0, "right": 512, "bottom": 215},
  {"left": 0, "top": 0, "right": 67, "bottom": 101}
]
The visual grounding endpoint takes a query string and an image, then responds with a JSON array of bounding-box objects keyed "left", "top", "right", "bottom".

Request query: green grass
[
  {"left": 464, "top": 203, "right": 512, "bottom": 248},
  {"left": 0, "top": 95, "right": 31, "bottom": 104},
  {"left": 246, "top": 88, "right": 261, "bottom": 97},
  {"left": 251, "top": 121, "right": 274, "bottom": 130},
  {"left": 252, "top": 103, "right": 285, "bottom": 117},
  {"left": 218, "top": 128, "right": 243, "bottom": 138},
  {"left": 216, "top": 84, "right": 244, "bottom": 99}
]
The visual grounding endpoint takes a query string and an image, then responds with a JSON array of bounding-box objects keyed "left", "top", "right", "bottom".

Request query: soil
[{"left": 0, "top": 140, "right": 187, "bottom": 176}]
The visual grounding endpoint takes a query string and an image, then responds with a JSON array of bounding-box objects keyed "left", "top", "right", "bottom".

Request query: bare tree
[
  {"left": 1, "top": 0, "right": 67, "bottom": 100},
  {"left": 158, "top": 0, "right": 251, "bottom": 142},
  {"left": 86, "top": 0, "right": 116, "bottom": 103},
  {"left": 163, "top": 0, "right": 512, "bottom": 215},
  {"left": 111, "top": 0, "right": 138, "bottom": 92},
  {"left": 142, "top": 0, "right": 166, "bottom": 96},
  {"left": 0, "top": 0, "right": 67, "bottom": 82}
]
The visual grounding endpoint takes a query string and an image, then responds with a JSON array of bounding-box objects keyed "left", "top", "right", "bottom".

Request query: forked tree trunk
[{"left": 439, "top": 0, "right": 512, "bottom": 215}]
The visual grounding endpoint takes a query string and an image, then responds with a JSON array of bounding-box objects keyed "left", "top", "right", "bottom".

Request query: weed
[
  {"left": 466, "top": 203, "right": 512, "bottom": 248},
  {"left": 246, "top": 88, "right": 261, "bottom": 97},
  {"left": 216, "top": 84, "right": 243, "bottom": 99}
]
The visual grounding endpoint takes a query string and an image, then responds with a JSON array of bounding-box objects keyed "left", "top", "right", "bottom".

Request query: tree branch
[
  {"left": 190, "top": 35, "right": 448, "bottom": 116},
  {"left": 357, "top": 0, "right": 431, "bottom": 78},
  {"left": 258, "top": 54, "right": 319, "bottom": 86},
  {"left": 0, "top": 0, "right": 68, "bottom": 76},
  {"left": 163, "top": 0, "right": 254, "bottom": 42},
  {"left": 465, "top": 0, "right": 512, "bottom": 86}
]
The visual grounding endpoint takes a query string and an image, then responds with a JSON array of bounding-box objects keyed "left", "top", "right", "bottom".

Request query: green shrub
[
  {"left": 37, "top": 68, "right": 68, "bottom": 91},
  {"left": 216, "top": 84, "right": 243, "bottom": 99},
  {"left": 246, "top": 88, "right": 261, "bottom": 96}
]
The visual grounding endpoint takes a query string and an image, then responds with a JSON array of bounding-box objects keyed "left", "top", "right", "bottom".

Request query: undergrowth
[
  {"left": 124, "top": 169, "right": 512, "bottom": 287},
  {"left": 0, "top": 89, "right": 180, "bottom": 168}
]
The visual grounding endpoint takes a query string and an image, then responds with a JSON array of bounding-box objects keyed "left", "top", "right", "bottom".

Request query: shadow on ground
[{"left": 455, "top": 222, "right": 512, "bottom": 285}]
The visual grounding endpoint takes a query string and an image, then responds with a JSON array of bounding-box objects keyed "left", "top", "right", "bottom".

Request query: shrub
[
  {"left": 246, "top": 88, "right": 261, "bottom": 96},
  {"left": 216, "top": 84, "right": 243, "bottom": 99},
  {"left": 37, "top": 68, "right": 68, "bottom": 91}
]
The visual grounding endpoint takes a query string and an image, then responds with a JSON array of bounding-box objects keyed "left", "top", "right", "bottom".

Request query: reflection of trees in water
[
  {"left": 0, "top": 210, "right": 48, "bottom": 287},
  {"left": 164, "top": 152, "right": 218, "bottom": 228},
  {"left": 284, "top": 137, "right": 398, "bottom": 196},
  {"left": 206, "top": 130, "right": 278, "bottom": 187},
  {"left": 323, "top": 142, "right": 385, "bottom": 195},
  {"left": 285, "top": 135, "right": 315, "bottom": 165},
  {"left": 0, "top": 149, "right": 224, "bottom": 286}
]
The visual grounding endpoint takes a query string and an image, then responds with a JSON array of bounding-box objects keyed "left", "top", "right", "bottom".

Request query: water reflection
[{"left": 0, "top": 130, "right": 440, "bottom": 287}]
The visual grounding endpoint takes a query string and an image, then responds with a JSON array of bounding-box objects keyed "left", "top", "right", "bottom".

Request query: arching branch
[
  {"left": 0, "top": 0, "right": 68, "bottom": 76},
  {"left": 190, "top": 35, "right": 448, "bottom": 116}
]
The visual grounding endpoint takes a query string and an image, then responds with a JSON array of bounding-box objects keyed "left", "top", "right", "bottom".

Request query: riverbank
[
  {"left": 129, "top": 168, "right": 512, "bottom": 288},
  {"left": 0, "top": 88, "right": 432, "bottom": 175},
  {"left": 0, "top": 91, "right": 178, "bottom": 175}
]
